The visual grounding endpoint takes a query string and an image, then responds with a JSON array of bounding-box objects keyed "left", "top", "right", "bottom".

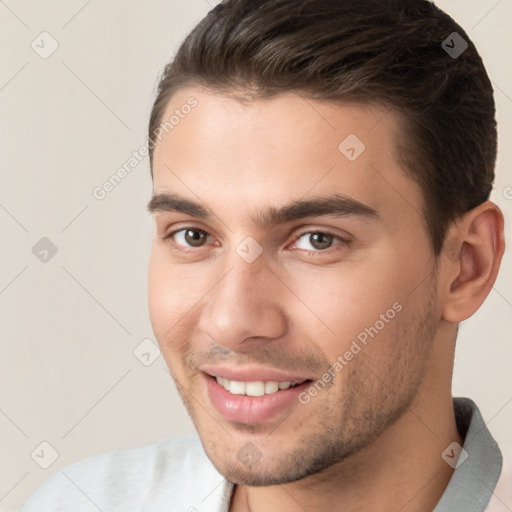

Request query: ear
[{"left": 441, "top": 201, "right": 505, "bottom": 323}]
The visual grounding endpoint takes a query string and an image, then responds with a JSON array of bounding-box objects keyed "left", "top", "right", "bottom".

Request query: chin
[{"left": 201, "top": 432, "right": 359, "bottom": 487}]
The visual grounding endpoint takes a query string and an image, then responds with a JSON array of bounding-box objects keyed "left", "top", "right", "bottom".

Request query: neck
[{"left": 230, "top": 339, "right": 462, "bottom": 512}]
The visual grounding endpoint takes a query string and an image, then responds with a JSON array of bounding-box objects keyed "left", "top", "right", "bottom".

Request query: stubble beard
[{"left": 171, "top": 285, "right": 438, "bottom": 487}]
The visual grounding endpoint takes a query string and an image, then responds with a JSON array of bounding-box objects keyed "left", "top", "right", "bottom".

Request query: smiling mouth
[
  {"left": 210, "top": 375, "right": 311, "bottom": 397},
  {"left": 202, "top": 371, "right": 314, "bottom": 424}
]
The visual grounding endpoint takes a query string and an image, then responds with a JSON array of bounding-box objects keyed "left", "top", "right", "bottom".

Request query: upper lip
[{"left": 200, "top": 364, "right": 313, "bottom": 383}]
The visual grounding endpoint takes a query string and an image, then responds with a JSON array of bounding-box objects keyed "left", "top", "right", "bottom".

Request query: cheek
[
  {"left": 283, "top": 248, "right": 423, "bottom": 364},
  {"left": 147, "top": 248, "right": 200, "bottom": 348},
  {"left": 284, "top": 267, "right": 398, "bottom": 351}
]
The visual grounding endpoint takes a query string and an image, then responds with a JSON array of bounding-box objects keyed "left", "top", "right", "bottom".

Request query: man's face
[{"left": 148, "top": 87, "right": 440, "bottom": 485}]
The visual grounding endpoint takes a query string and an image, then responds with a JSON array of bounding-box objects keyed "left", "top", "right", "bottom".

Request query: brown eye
[
  {"left": 183, "top": 229, "right": 208, "bottom": 247},
  {"left": 167, "top": 228, "right": 210, "bottom": 248},
  {"left": 294, "top": 231, "right": 338, "bottom": 251},
  {"left": 308, "top": 232, "right": 334, "bottom": 250}
]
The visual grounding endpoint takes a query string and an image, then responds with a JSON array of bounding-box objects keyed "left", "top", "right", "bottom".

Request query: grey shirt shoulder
[{"left": 434, "top": 397, "right": 503, "bottom": 512}]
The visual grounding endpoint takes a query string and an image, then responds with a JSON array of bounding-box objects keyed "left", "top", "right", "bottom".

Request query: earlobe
[{"left": 441, "top": 201, "right": 505, "bottom": 323}]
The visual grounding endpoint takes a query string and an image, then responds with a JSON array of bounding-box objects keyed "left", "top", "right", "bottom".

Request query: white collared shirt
[{"left": 18, "top": 397, "right": 509, "bottom": 512}]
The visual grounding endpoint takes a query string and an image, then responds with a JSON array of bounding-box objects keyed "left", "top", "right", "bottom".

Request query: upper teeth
[{"left": 215, "top": 377, "right": 299, "bottom": 396}]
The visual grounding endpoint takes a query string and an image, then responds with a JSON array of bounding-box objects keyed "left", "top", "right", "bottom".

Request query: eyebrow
[{"left": 147, "top": 192, "right": 379, "bottom": 227}]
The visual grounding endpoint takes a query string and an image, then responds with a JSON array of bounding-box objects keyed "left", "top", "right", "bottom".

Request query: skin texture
[{"left": 148, "top": 87, "right": 505, "bottom": 511}]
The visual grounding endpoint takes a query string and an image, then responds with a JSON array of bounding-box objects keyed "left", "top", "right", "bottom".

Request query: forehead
[
  {"left": 154, "top": 87, "right": 400, "bottom": 161},
  {"left": 151, "top": 87, "right": 423, "bottom": 227}
]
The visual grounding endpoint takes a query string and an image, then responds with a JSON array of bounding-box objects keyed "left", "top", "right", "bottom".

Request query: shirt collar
[{"left": 433, "top": 397, "right": 502, "bottom": 511}]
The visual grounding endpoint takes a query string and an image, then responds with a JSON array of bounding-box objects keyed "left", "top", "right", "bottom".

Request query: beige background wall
[{"left": 0, "top": 1, "right": 511, "bottom": 510}]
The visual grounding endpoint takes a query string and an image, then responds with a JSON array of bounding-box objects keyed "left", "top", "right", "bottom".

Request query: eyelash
[{"left": 161, "top": 226, "right": 351, "bottom": 256}]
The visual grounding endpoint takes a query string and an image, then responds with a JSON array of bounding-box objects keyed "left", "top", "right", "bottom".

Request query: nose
[{"left": 197, "top": 252, "right": 287, "bottom": 351}]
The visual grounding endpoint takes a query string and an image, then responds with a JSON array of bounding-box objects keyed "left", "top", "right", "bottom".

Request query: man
[{"left": 19, "top": 0, "right": 508, "bottom": 511}]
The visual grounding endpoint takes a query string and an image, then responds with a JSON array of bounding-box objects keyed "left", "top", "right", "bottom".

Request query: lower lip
[{"left": 203, "top": 373, "right": 312, "bottom": 424}]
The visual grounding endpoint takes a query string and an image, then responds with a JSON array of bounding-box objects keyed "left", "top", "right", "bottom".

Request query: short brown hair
[{"left": 148, "top": 0, "right": 497, "bottom": 254}]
